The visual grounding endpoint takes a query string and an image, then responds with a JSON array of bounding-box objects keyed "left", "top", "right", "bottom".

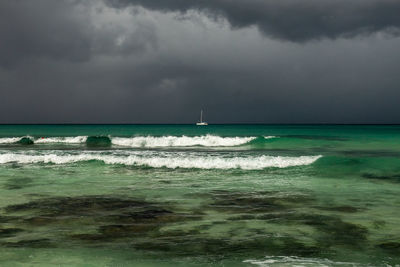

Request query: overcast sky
[{"left": 1, "top": 0, "right": 400, "bottom": 123}]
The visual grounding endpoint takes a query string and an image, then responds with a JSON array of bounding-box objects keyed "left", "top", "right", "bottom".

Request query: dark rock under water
[
  {"left": 315, "top": 205, "right": 361, "bottom": 213},
  {"left": 1, "top": 195, "right": 202, "bottom": 247},
  {"left": 207, "top": 190, "right": 315, "bottom": 213},
  {"left": 377, "top": 242, "right": 400, "bottom": 254},
  {"left": 0, "top": 191, "right": 390, "bottom": 261},
  {"left": 4, "top": 238, "right": 54, "bottom": 248},
  {"left": 0, "top": 228, "right": 23, "bottom": 238}
]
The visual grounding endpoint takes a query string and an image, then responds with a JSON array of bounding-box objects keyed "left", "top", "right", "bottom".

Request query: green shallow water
[{"left": 0, "top": 125, "right": 399, "bottom": 266}]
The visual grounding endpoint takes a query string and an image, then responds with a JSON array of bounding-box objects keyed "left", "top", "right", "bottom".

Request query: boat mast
[{"left": 200, "top": 110, "right": 203, "bottom": 123}]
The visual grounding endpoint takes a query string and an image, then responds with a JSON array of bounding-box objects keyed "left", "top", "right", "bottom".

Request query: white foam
[
  {"left": 0, "top": 151, "right": 322, "bottom": 170},
  {"left": 244, "top": 256, "right": 360, "bottom": 266},
  {"left": 0, "top": 137, "right": 22, "bottom": 144},
  {"left": 263, "top": 136, "right": 277, "bottom": 139},
  {"left": 0, "top": 135, "right": 261, "bottom": 147},
  {"left": 112, "top": 135, "right": 256, "bottom": 147},
  {"left": 34, "top": 136, "right": 87, "bottom": 144}
]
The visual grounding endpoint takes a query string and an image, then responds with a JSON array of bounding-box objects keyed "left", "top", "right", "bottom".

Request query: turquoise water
[{"left": 0, "top": 125, "right": 399, "bottom": 266}]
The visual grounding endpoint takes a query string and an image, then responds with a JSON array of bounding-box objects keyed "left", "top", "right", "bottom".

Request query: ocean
[{"left": 0, "top": 124, "right": 399, "bottom": 266}]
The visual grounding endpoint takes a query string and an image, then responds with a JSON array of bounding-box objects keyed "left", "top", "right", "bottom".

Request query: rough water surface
[{"left": 0, "top": 125, "right": 399, "bottom": 266}]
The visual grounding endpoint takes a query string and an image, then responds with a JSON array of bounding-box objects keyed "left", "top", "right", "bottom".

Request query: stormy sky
[{"left": 1, "top": 0, "right": 400, "bottom": 123}]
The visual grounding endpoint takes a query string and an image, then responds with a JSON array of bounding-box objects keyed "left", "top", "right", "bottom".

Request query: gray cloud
[
  {"left": 1, "top": 0, "right": 400, "bottom": 123},
  {"left": 0, "top": 0, "right": 156, "bottom": 68},
  {"left": 105, "top": 0, "right": 400, "bottom": 42},
  {"left": 0, "top": 1, "right": 92, "bottom": 67}
]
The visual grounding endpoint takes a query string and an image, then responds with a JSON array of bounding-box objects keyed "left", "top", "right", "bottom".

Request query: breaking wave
[
  {"left": 86, "top": 136, "right": 112, "bottom": 147},
  {"left": 34, "top": 136, "right": 87, "bottom": 144},
  {"left": 0, "top": 136, "right": 87, "bottom": 144},
  {"left": 111, "top": 135, "right": 260, "bottom": 147},
  {"left": 0, "top": 135, "right": 277, "bottom": 147},
  {"left": 0, "top": 137, "right": 22, "bottom": 144},
  {"left": 0, "top": 151, "right": 321, "bottom": 170},
  {"left": 16, "top": 137, "right": 34, "bottom": 145}
]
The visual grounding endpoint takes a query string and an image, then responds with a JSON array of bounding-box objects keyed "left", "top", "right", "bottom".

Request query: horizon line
[{"left": 1, "top": 123, "right": 400, "bottom": 126}]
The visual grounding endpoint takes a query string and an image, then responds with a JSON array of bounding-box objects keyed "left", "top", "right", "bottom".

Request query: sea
[{"left": 0, "top": 124, "right": 399, "bottom": 266}]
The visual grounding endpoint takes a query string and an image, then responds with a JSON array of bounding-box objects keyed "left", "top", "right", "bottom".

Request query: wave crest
[
  {"left": 0, "top": 136, "right": 87, "bottom": 144},
  {"left": 0, "top": 135, "right": 267, "bottom": 147},
  {"left": 34, "top": 136, "right": 87, "bottom": 144},
  {"left": 16, "top": 137, "right": 34, "bottom": 145},
  {"left": 112, "top": 135, "right": 257, "bottom": 147},
  {"left": 0, "top": 136, "right": 35, "bottom": 145},
  {"left": 0, "top": 137, "right": 22, "bottom": 144},
  {"left": 0, "top": 151, "right": 321, "bottom": 170}
]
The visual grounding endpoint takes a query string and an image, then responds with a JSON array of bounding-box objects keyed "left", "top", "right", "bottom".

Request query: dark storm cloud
[
  {"left": 1, "top": 0, "right": 400, "bottom": 123},
  {"left": 0, "top": 1, "right": 92, "bottom": 67},
  {"left": 106, "top": 0, "right": 400, "bottom": 41},
  {"left": 0, "top": 0, "right": 156, "bottom": 68}
]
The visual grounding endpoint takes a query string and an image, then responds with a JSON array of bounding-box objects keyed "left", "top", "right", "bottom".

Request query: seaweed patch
[
  {"left": 0, "top": 228, "right": 24, "bottom": 238},
  {"left": 207, "top": 190, "right": 314, "bottom": 213},
  {"left": 2, "top": 195, "right": 203, "bottom": 246},
  {"left": 377, "top": 242, "right": 400, "bottom": 254},
  {"left": 3, "top": 239, "right": 54, "bottom": 248},
  {"left": 314, "top": 205, "right": 361, "bottom": 213}
]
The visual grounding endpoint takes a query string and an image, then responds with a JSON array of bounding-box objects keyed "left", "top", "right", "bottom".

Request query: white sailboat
[{"left": 196, "top": 110, "right": 208, "bottom": 126}]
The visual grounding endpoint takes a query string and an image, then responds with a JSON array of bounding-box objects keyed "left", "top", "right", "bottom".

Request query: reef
[
  {"left": 4, "top": 239, "right": 54, "bottom": 248},
  {"left": 315, "top": 205, "right": 361, "bottom": 213},
  {"left": 0, "top": 228, "right": 23, "bottom": 238},
  {"left": 206, "top": 190, "right": 368, "bottom": 249},
  {"left": 0, "top": 191, "right": 379, "bottom": 259},
  {"left": 207, "top": 190, "right": 314, "bottom": 213},
  {"left": 1, "top": 195, "right": 201, "bottom": 248}
]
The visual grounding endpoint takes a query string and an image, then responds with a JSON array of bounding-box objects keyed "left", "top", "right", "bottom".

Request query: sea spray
[
  {"left": 0, "top": 150, "right": 322, "bottom": 169},
  {"left": 0, "top": 137, "right": 22, "bottom": 144},
  {"left": 0, "top": 135, "right": 268, "bottom": 147},
  {"left": 34, "top": 136, "right": 87, "bottom": 144},
  {"left": 111, "top": 135, "right": 258, "bottom": 147}
]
